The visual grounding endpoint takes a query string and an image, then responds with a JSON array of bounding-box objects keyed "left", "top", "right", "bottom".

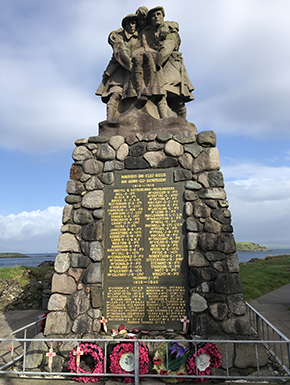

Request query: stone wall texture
[{"left": 45, "top": 126, "right": 251, "bottom": 339}]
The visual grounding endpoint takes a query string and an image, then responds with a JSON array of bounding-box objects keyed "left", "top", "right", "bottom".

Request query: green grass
[
  {"left": 0, "top": 265, "right": 53, "bottom": 287},
  {"left": 239, "top": 254, "right": 290, "bottom": 301}
]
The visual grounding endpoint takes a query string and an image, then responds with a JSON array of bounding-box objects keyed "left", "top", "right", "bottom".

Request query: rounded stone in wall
[
  {"left": 164, "top": 139, "right": 184, "bottom": 157},
  {"left": 109, "top": 135, "right": 124, "bottom": 150},
  {"left": 143, "top": 151, "right": 166, "bottom": 167},
  {"left": 70, "top": 253, "right": 90, "bottom": 268},
  {"left": 44, "top": 312, "right": 72, "bottom": 335},
  {"left": 227, "top": 294, "right": 246, "bottom": 315},
  {"left": 90, "top": 241, "right": 103, "bottom": 261},
  {"left": 97, "top": 143, "right": 115, "bottom": 160},
  {"left": 82, "top": 190, "right": 104, "bottom": 209},
  {"left": 72, "top": 146, "right": 92, "bottom": 162},
  {"left": 197, "top": 130, "right": 216, "bottom": 147},
  {"left": 116, "top": 143, "right": 129, "bottom": 161},
  {"left": 51, "top": 273, "right": 77, "bottom": 294},
  {"left": 58, "top": 233, "right": 80, "bottom": 253},
  {"left": 48, "top": 293, "right": 67, "bottom": 311},
  {"left": 73, "top": 208, "right": 93, "bottom": 225},
  {"left": 184, "top": 143, "right": 203, "bottom": 158},
  {"left": 82, "top": 221, "right": 103, "bottom": 241},
  {"left": 66, "top": 180, "right": 85, "bottom": 195},
  {"left": 83, "top": 159, "right": 103, "bottom": 175},
  {"left": 67, "top": 290, "right": 90, "bottom": 320},
  {"left": 82, "top": 263, "right": 102, "bottom": 284},
  {"left": 72, "top": 314, "right": 92, "bottom": 334},
  {"left": 55, "top": 253, "right": 70, "bottom": 273},
  {"left": 173, "top": 130, "right": 196, "bottom": 144},
  {"left": 192, "top": 148, "right": 220, "bottom": 173},
  {"left": 178, "top": 153, "right": 193, "bottom": 170},
  {"left": 62, "top": 205, "right": 73, "bottom": 224},
  {"left": 190, "top": 293, "right": 208, "bottom": 312},
  {"left": 188, "top": 251, "right": 209, "bottom": 267},
  {"left": 209, "top": 302, "right": 228, "bottom": 321}
]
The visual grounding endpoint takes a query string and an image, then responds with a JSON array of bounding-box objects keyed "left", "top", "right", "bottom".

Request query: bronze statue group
[{"left": 96, "top": 6, "right": 194, "bottom": 120}]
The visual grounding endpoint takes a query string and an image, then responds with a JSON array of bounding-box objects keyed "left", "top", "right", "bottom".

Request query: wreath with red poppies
[
  {"left": 186, "top": 342, "right": 222, "bottom": 383},
  {"left": 68, "top": 342, "right": 104, "bottom": 383},
  {"left": 40, "top": 311, "right": 50, "bottom": 333},
  {"left": 153, "top": 341, "right": 189, "bottom": 383},
  {"left": 109, "top": 337, "right": 149, "bottom": 383}
]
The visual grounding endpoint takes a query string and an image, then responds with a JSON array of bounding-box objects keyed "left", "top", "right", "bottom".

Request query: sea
[{"left": 0, "top": 249, "right": 290, "bottom": 268}]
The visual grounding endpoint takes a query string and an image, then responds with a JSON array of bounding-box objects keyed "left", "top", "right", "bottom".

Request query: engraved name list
[{"left": 104, "top": 169, "right": 188, "bottom": 330}]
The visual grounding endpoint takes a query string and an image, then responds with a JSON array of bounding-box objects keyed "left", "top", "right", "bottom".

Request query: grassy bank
[
  {"left": 1, "top": 255, "right": 289, "bottom": 305},
  {"left": 0, "top": 265, "right": 53, "bottom": 287},
  {"left": 239, "top": 254, "right": 290, "bottom": 301}
]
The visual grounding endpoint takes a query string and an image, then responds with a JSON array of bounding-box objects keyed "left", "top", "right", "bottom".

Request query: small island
[
  {"left": 236, "top": 242, "right": 269, "bottom": 252},
  {"left": 0, "top": 252, "right": 28, "bottom": 258}
]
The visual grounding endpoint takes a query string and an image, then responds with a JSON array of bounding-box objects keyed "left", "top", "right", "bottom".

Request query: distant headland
[
  {"left": 0, "top": 252, "right": 27, "bottom": 258},
  {"left": 236, "top": 242, "right": 269, "bottom": 252}
]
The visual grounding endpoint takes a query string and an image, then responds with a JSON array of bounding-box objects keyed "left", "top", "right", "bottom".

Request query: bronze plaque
[{"left": 104, "top": 169, "right": 188, "bottom": 330}]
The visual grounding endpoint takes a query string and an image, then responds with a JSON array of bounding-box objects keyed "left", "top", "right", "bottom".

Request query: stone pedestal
[{"left": 44, "top": 121, "right": 251, "bottom": 339}]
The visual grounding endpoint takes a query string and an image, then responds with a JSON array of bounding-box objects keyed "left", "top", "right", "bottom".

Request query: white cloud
[
  {"left": 221, "top": 162, "right": 290, "bottom": 245},
  {"left": 0, "top": 206, "right": 63, "bottom": 253}
]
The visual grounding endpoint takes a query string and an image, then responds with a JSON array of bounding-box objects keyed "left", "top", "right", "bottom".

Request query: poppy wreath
[
  {"left": 109, "top": 337, "right": 149, "bottom": 383},
  {"left": 185, "top": 342, "right": 222, "bottom": 383},
  {"left": 68, "top": 342, "right": 105, "bottom": 383},
  {"left": 153, "top": 341, "right": 189, "bottom": 383},
  {"left": 40, "top": 311, "right": 50, "bottom": 333}
]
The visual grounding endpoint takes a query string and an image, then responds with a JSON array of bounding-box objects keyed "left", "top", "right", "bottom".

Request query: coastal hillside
[{"left": 236, "top": 241, "right": 269, "bottom": 252}]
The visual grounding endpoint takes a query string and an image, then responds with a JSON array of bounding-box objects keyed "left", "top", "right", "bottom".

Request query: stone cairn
[
  {"left": 45, "top": 124, "right": 251, "bottom": 337},
  {"left": 24, "top": 122, "right": 270, "bottom": 375}
]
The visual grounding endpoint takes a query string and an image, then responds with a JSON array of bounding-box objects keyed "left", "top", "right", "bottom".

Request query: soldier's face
[
  {"left": 126, "top": 20, "right": 137, "bottom": 34},
  {"left": 151, "top": 10, "right": 163, "bottom": 27},
  {"left": 138, "top": 15, "right": 148, "bottom": 29}
]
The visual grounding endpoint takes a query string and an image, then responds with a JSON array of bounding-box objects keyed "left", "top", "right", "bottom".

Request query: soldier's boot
[
  {"left": 157, "top": 96, "right": 168, "bottom": 118},
  {"left": 178, "top": 101, "right": 187, "bottom": 118},
  {"left": 107, "top": 93, "right": 120, "bottom": 120},
  {"left": 134, "top": 70, "right": 147, "bottom": 101}
]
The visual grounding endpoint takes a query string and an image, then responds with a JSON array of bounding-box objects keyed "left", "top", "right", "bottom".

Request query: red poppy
[
  {"left": 153, "top": 358, "right": 162, "bottom": 365},
  {"left": 177, "top": 372, "right": 185, "bottom": 380},
  {"left": 159, "top": 369, "right": 167, "bottom": 375}
]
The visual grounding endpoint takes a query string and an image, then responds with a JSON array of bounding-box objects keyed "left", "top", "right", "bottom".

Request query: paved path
[
  {"left": 0, "top": 310, "right": 44, "bottom": 368},
  {"left": 249, "top": 283, "right": 290, "bottom": 339}
]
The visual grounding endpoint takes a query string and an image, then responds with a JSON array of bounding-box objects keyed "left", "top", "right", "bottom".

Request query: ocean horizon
[{"left": 0, "top": 248, "right": 290, "bottom": 268}]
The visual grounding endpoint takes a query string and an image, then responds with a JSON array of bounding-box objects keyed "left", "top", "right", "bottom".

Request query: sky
[{"left": 0, "top": 0, "right": 290, "bottom": 253}]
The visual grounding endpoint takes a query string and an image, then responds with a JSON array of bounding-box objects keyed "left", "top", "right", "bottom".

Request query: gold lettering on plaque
[{"left": 105, "top": 170, "right": 187, "bottom": 329}]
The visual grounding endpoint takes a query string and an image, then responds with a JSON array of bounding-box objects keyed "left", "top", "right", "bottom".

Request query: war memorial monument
[{"left": 25, "top": 6, "right": 270, "bottom": 379}]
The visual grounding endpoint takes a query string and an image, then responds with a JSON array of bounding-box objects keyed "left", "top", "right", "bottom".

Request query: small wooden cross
[
  {"left": 73, "top": 346, "right": 84, "bottom": 372},
  {"left": 181, "top": 316, "right": 190, "bottom": 332},
  {"left": 101, "top": 316, "right": 108, "bottom": 333},
  {"left": 46, "top": 347, "right": 56, "bottom": 370}
]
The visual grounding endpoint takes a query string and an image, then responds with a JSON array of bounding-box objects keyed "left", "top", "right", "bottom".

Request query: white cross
[
  {"left": 9, "top": 344, "right": 13, "bottom": 359},
  {"left": 46, "top": 347, "right": 56, "bottom": 370},
  {"left": 181, "top": 316, "right": 190, "bottom": 332},
  {"left": 73, "top": 346, "right": 84, "bottom": 372},
  {"left": 101, "top": 316, "right": 108, "bottom": 333}
]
